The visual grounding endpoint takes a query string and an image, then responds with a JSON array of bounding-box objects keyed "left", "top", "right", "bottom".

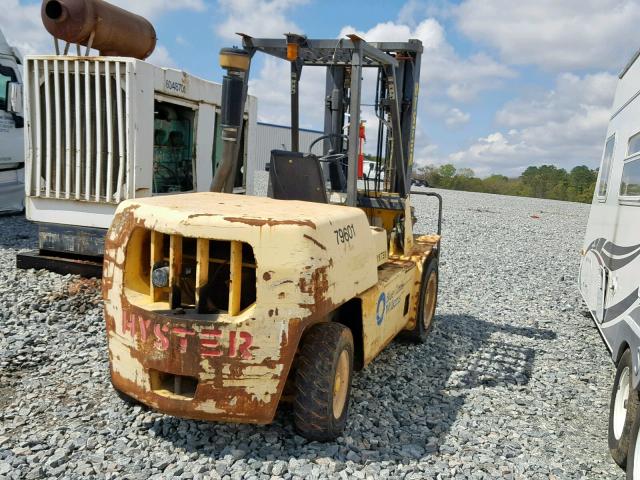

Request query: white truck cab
[{"left": 0, "top": 28, "right": 25, "bottom": 213}]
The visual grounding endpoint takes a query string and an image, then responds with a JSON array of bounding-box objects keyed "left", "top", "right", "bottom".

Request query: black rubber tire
[
  {"left": 294, "top": 322, "right": 354, "bottom": 441},
  {"left": 627, "top": 409, "right": 640, "bottom": 479},
  {"left": 403, "top": 256, "right": 438, "bottom": 343},
  {"left": 609, "top": 349, "right": 640, "bottom": 468}
]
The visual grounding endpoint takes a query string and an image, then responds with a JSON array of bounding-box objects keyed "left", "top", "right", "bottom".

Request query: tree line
[{"left": 412, "top": 164, "right": 598, "bottom": 203}]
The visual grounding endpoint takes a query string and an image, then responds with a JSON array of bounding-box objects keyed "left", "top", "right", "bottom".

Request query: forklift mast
[{"left": 211, "top": 34, "right": 423, "bottom": 209}]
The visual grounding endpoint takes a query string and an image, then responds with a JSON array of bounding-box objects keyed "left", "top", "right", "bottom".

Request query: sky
[{"left": 2, "top": 0, "right": 639, "bottom": 177}]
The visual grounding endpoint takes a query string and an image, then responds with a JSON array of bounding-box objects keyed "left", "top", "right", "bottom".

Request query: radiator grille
[
  {"left": 25, "top": 58, "right": 131, "bottom": 203},
  {"left": 125, "top": 229, "right": 257, "bottom": 315}
]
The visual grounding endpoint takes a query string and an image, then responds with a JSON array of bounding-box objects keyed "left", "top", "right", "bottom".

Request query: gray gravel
[{"left": 0, "top": 189, "right": 622, "bottom": 479}]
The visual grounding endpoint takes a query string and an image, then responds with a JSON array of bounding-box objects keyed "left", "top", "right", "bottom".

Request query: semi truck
[{"left": 0, "top": 28, "right": 25, "bottom": 214}]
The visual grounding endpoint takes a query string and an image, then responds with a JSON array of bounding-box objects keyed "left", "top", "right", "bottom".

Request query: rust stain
[
  {"left": 223, "top": 217, "right": 316, "bottom": 229},
  {"left": 303, "top": 234, "right": 326, "bottom": 251},
  {"left": 107, "top": 304, "right": 297, "bottom": 424},
  {"left": 297, "top": 265, "right": 334, "bottom": 316},
  {"left": 102, "top": 193, "right": 433, "bottom": 427}
]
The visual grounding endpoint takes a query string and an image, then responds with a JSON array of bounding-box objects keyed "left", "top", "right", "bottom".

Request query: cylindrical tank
[{"left": 41, "top": 0, "right": 156, "bottom": 60}]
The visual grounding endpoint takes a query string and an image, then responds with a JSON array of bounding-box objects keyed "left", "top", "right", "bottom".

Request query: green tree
[
  {"left": 567, "top": 165, "right": 597, "bottom": 202},
  {"left": 438, "top": 164, "right": 457, "bottom": 188},
  {"left": 439, "top": 164, "right": 457, "bottom": 178},
  {"left": 408, "top": 162, "right": 596, "bottom": 203},
  {"left": 457, "top": 167, "right": 475, "bottom": 178},
  {"left": 520, "top": 165, "right": 568, "bottom": 198}
]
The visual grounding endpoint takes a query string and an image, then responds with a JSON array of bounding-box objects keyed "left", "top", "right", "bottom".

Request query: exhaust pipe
[
  {"left": 211, "top": 48, "right": 251, "bottom": 193},
  {"left": 41, "top": 0, "right": 156, "bottom": 59}
]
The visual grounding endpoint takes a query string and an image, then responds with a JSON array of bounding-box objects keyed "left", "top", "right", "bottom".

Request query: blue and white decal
[{"left": 376, "top": 292, "right": 386, "bottom": 326}]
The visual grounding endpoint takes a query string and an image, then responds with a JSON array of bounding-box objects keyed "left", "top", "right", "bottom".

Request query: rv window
[
  {"left": 620, "top": 159, "right": 640, "bottom": 197},
  {"left": 598, "top": 135, "right": 616, "bottom": 198},
  {"left": 153, "top": 100, "right": 196, "bottom": 194},
  {"left": 0, "top": 66, "right": 17, "bottom": 111},
  {"left": 629, "top": 132, "right": 640, "bottom": 157}
]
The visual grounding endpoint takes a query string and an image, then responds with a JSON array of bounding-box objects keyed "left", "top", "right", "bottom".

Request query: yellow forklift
[{"left": 103, "top": 33, "right": 442, "bottom": 440}]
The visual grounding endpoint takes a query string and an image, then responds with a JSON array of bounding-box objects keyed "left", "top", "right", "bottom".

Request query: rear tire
[
  {"left": 294, "top": 322, "right": 354, "bottom": 441},
  {"left": 627, "top": 408, "right": 640, "bottom": 479},
  {"left": 609, "top": 349, "right": 639, "bottom": 468},
  {"left": 403, "top": 256, "right": 438, "bottom": 343}
]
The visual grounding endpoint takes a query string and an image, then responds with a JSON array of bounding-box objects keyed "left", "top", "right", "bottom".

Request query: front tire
[
  {"left": 294, "top": 322, "right": 354, "bottom": 441},
  {"left": 628, "top": 410, "right": 640, "bottom": 479},
  {"left": 609, "top": 349, "right": 639, "bottom": 468},
  {"left": 404, "top": 256, "right": 438, "bottom": 343}
]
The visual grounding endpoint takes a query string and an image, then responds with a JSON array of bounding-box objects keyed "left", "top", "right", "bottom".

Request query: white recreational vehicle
[
  {"left": 579, "top": 48, "right": 640, "bottom": 477},
  {"left": 18, "top": 55, "right": 257, "bottom": 273},
  {"left": 0, "top": 28, "right": 25, "bottom": 213}
]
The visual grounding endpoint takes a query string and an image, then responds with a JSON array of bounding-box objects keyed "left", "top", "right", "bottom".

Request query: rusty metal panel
[
  {"left": 38, "top": 223, "right": 105, "bottom": 256},
  {"left": 103, "top": 192, "right": 385, "bottom": 422},
  {"left": 41, "top": 0, "right": 156, "bottom": 60}
]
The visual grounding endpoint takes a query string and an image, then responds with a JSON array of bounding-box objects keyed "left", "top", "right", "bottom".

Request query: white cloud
[
  {"left": 248, "top": 57, "right": 327, "bottom": 129},
  {"left": 444, "top": 107, "right": 470, "bottom": 127},
  {"left": 176, "top": 35, "right": 189, "bottom": 46},
  {"left": 448, "top": 72, "right": 617, "bottom": 176},
  {"left": 0, "top": 0, "right": 50, "bottom": 56},
  {"left": 215, "top": 0, "right": 307, "bottom": 41},
  {"left": 398, "top": 0, "right": 452, "bottom": 26},
  {"left": 339, "top": 18, "right": 515, "bottom": 103},
  {"left": 456, "top": 0, "right": 640, "bottom": 71},
  {"left": 147, "top": 44, "right": 176, "bottom": 68},
  {"left": 333, "top": 18, "right": 512, "bottom": 169},
  {"left": 110, "top": 0, "right": 206, "bottom": 18}
]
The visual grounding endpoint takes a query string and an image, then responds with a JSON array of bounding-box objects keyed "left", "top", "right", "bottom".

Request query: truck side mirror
[{"left": 6, "top": 82, "right": 23, "bottom": 115}]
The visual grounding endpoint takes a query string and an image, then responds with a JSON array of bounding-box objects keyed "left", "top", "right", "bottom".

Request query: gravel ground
[{"left": 0, "top": 189, "right": 622, "bottom": 479}]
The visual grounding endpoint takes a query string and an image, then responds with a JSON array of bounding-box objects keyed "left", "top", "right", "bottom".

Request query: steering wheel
[
  {"left": 308, "top": 134, "right": 349, "bottom": 155},
  {"left": 318, "top": 153, "right": 348, "bottom": 164}
]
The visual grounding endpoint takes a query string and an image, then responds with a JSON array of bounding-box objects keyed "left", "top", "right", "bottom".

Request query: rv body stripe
[
  {"left": 585, "top": 237, "right": 640, "bottom": 271},
  {"left": 608, "top": 250, "right": 640, "bottom": 271},
  {"left": 604, "top": 288, "right": 640, "bottom": 323},
  {"left": 603, "top": 241, "right": 640, "bottom": 257}
]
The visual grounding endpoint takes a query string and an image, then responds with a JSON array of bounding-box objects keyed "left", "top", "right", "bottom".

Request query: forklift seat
[
  {"left": 327, "top": 159, "right": 347, "bottom": 192},
  {"left": 268, "top": 150, "right": 328, "bottom": 203}
]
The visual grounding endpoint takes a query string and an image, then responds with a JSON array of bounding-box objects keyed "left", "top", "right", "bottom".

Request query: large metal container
[{"left": 41, "top": 0, "right": 156, "bottom": 59}]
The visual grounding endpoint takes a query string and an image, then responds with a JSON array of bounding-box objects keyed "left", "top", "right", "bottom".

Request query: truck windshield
[{"left": 0, "top": 65, "right": 17, "bottom": 110}]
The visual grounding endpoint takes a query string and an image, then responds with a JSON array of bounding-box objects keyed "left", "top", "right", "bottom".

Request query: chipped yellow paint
[
  {"left": 221, "top": 364, "right": 284, "bottom": 403},
  {"left": 103, "top": 191, "right": 439, "bottom": 425},
  {"left": 107, "top": 330, "right": 151, "bottom": 390}
]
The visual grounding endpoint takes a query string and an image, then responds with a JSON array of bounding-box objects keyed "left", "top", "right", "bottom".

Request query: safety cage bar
[{"left": 125, "top": 229, "right": 257, "bottom": 315}]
